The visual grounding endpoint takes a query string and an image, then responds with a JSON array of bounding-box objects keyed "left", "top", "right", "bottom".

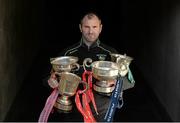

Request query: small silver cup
[
  {"left": 50, "top": 56, "right": 80, "bottom": 72},
  {"left": 110, "top": 53, "right": 133, "bottom": 77}
]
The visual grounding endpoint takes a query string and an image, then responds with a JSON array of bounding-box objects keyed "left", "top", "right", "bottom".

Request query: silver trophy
[
  {"left": 110, "top": 53, "right": 133, "bottom": 77},
  {"left": 50, "top": 56, "right": 81, "bottom": 112},
  {"left": 91, "top": 61, "right": 119, "bottom": 94},
  {"left": 50, "top": 56, "right": 80, "bottom": 72},
  {"left": 54, "top": 72, "right": 88, "bottom": 112}
]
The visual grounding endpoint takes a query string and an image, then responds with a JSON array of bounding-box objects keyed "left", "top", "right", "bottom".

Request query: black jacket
[
  {"left": 60, "top": 38, "right": 118, "bottom": 64},
  {"left": 44, "top": 38, "right": 119, "bottom": 122},
  {"left": 59, "top": 38, "right": 118, "bottom": 76}
]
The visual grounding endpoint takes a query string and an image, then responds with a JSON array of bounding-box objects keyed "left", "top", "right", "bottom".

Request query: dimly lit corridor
[{"left": 1, "top": 0, "right": 180, "bottom": 122}]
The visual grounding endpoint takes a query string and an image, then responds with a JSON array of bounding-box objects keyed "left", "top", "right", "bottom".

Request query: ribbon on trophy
[
  {"left": 38, "top": 88, "right": 59, "bottom": 122},
  {"left": 104, "top": 75, "right": 123, "bottom": 122},
  {"left": 75, "top": 57, "right": 98, "bottom": 122},
  {"left": 75, "top": 70, "right": 98, "bottom": 122},
  {"left": 82, "top": 70, "right": 98, "bottom": 114},
  {"left": 75, "top": 89, "right": 96, "bottom": 122},
  {"left": 128, "top": 66, "right": 135, "bottom": 84}
]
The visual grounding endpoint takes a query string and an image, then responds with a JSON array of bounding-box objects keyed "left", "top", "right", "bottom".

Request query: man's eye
[{"left": 84, "top": 26, "right": 89, "bottom": 28}]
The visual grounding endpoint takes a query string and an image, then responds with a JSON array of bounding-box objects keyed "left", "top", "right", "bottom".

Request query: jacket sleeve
[{"left": 122, "top": 76, "right": 135, "bottom": 90}]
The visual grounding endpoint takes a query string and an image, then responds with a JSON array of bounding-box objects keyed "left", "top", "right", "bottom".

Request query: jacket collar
[{"left": 80, "top": 37, "right": 100, "bottom": 49}]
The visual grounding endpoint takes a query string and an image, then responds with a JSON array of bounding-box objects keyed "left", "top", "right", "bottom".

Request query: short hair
[{"left": 80, "top": 12, "right": 102, "bottom": 25}]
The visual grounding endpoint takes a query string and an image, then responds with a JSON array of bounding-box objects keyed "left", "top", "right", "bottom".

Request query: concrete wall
[{"left": 0, "top": 0, "right": 41, "bottom": 120}]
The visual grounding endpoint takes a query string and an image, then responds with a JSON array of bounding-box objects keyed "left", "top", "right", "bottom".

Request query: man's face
[{"left": 80, "top": 15, "right": 102, "bottom": 43}]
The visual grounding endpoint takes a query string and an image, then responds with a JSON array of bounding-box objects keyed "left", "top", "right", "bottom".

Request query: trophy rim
[
  {"left": 91, "top": 61, "right": 119, "bottom": 70},
  {"left": 56, "top": 71, "right": 81, "bottom": 80},
  {"left": 91, "top": 61, "right": 119, "bottom": 81},
  {"left": 50, "top": 56, "right": 78, "bottom": 65},
  {"left": 110, "top": 53, "right": 133, "bottom": 61}
]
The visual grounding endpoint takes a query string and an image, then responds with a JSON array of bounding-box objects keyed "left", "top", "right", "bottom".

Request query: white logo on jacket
[{"left": 96, "top": 54, "right": 107, "bottom": 61}]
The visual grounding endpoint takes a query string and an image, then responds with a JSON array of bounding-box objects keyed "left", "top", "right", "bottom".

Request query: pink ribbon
[{"left": 38, "top": 88, "right": 59, "bottom": 122}]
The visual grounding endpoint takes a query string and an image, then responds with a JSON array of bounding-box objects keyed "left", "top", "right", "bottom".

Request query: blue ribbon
[{"left": 104, "top": 76, "right": 123, "bottom": 122}]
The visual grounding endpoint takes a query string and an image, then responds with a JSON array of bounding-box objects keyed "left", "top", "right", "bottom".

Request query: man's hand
[{"left": 48, "top": 72, "right": 59, "bottom": 88}]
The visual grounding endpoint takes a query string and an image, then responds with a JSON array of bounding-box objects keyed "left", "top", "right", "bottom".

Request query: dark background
[
  {"left": 42, "top": 0, "right": 136, "bottom": 57},
  {"left": 1, "top": 0, "right": 180, "bottom": 122}
]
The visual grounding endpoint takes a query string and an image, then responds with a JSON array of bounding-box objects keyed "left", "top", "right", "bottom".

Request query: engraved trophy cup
[
  {"left": 50, "top": 56, "right": 82, "bottom": 112},
  {"left": 54, "top": 72, "right": 88, "bottom": 112},
  {"left": 91, "top": 61, "right": 120, "bottom": 94},
  {"left": 50, "top": 56, "right": 80, "bottom": 72}
]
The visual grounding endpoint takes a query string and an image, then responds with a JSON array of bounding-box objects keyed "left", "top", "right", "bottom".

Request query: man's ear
[
  {"left": 79, "top": 24, "right": 82, "bottom": 32},
  {"left": 100, "top": 24, "right": 103, "bottom": 33}
]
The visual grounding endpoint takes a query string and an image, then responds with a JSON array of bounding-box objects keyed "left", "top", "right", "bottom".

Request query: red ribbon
[
  {"left": 82, "top": 92, "right": 96, "bottom": 121},
  {"left": 75, "top": 70, "right": 98, "bottom": 122},
  {"left": 75, "top": 91, "right": 95, "bottom": 122},
  {"left": 82, "top": 70, "right": 98, "bottom": 115}
]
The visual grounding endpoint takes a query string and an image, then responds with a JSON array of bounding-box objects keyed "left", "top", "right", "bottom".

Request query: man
[{"left": 46, "top": 12, "right": 134, "bottom": 122}]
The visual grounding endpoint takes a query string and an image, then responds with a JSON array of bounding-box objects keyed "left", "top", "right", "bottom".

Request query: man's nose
[{"left": 89, "top": 28, "right": 93, "bottom": 33}]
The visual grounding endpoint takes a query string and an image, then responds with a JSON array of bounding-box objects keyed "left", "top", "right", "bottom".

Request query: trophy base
[
  {"left": 54, "top": 96, "right": 72, "bottom": 112},
  {"left": 93, "top": 84, "right": 115, "bottom": 94},
  {"left": 56, "top": 108, "right": 72, "bottom": 113},
  {"left": 54, "top": 101, "right": 72, "bottom": 113}
]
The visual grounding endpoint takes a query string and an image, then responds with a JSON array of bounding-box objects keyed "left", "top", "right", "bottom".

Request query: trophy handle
[
  {"left": 118, "top": 62, "right": 129, "bottom": 77},
  {"left": 119, "top": 62, "right": 128, "bottom": 71},
  {"left": 71, "top": 63, "right": 80, "bottom": 72},
  {"left": 78, "top": 81, "right": 88, "bottom": 94},
  {"left": 54, "top": 72, "right": 61, "bottom": 79},
  {"left": 50, "top": 57, "right": 55, "bottom": 62},
  {"left": 83, "top": 58, "right": 93, "bottom": 71}
]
